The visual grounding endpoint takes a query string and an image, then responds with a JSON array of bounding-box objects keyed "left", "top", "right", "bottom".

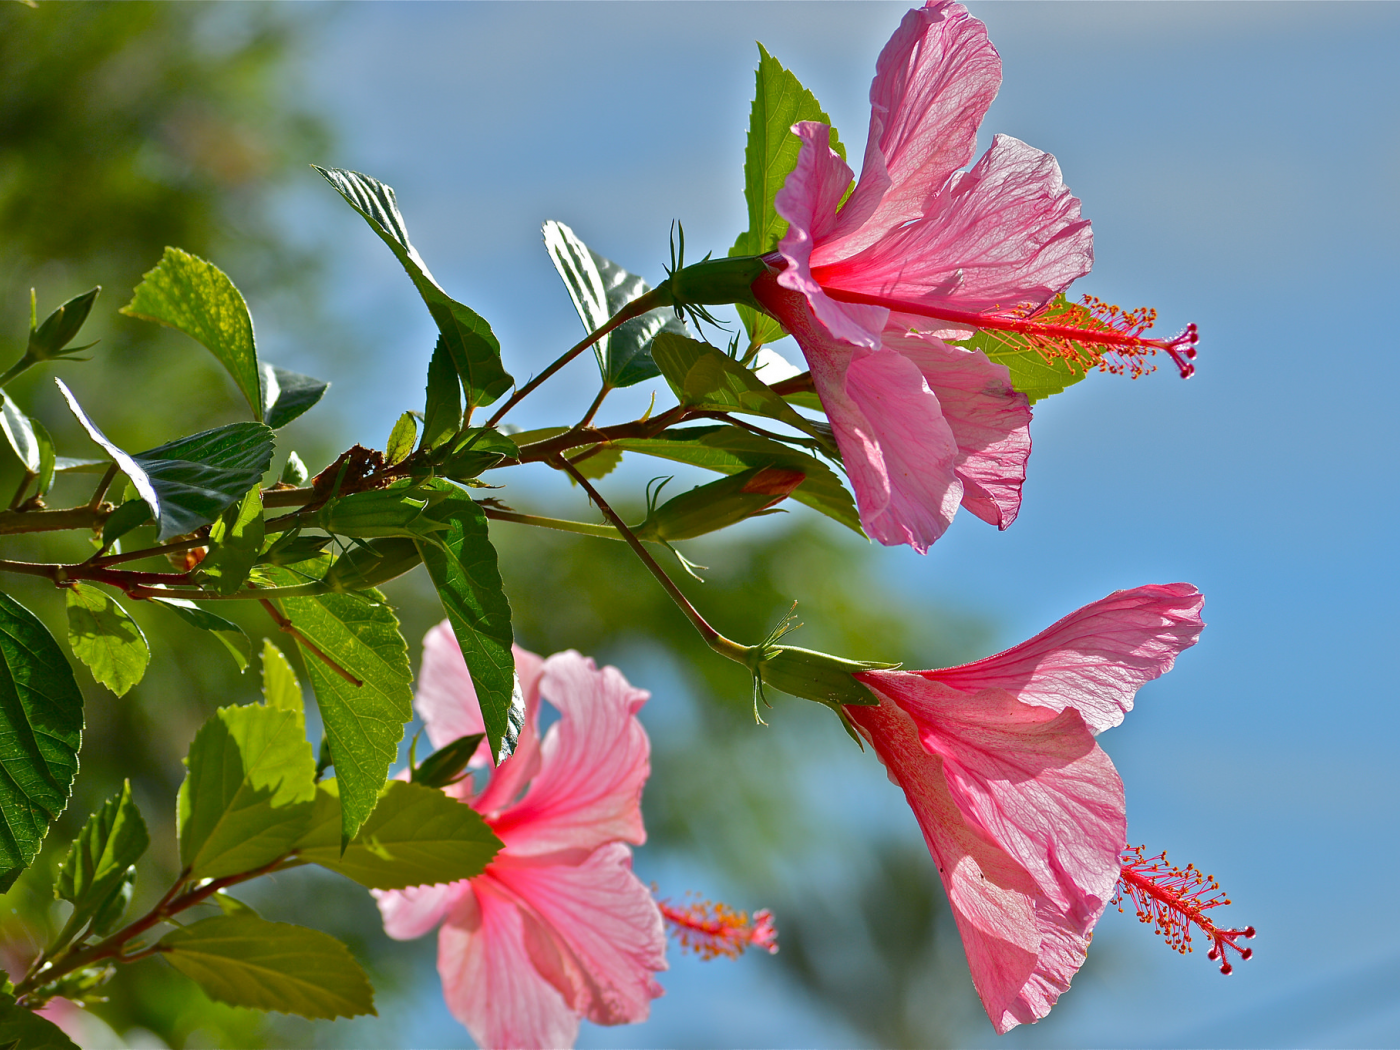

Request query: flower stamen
[
  {"left": 656, "top": 892, "right": 779, "bottom": 960},
  {"left": 1114, "top": 845, "right": 1255, "bottom": 974}
]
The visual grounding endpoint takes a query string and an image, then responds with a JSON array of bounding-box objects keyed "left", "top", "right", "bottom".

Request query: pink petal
[
  {"left": 884, "top": 332, "right": 1031, "bottom": 529},
  {"left": 438, "top": 881, "right": 579, "bottom": 1050},
  {"left": 374, "top": 881, "right": 469, "bottom": 941},
  {"left": 492, "top": 843, "right": 667, "bottom": 1028},
  {"left": 859, "top": 671, "right": 1125, "bottom": 924},
  {"left": 817, "top": 134, "right": 1093, "bottom": 316},
  {"left": 416, "top": 621, "right": 487, "bottom": 751},
  {"left": 825, "top": 0, "right": 1002, "bottom": 258},
  {"left": 773, "top": 121, "right": 888, "bottom": 350},
  {"left": 490, "top": 653, "right": 650, "bottom": 858},
  {"left": 925, "top": 584, "right": 1206, "bottom": 733},
  {"left": 845, "top": 695, "right": 1077, "bottom": 1034}
]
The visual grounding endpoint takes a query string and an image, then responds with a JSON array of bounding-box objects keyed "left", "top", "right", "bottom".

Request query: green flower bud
[
  {"left": 314, "top": 480, "right": 447, "bottom": 539},
  {"left": 28, "top": 287, "right": 100, "bottom": 361},
  {"left": 322, "top": 537, "right": 424, "bottom": 592},
  {"left": 412, "top": 731, "right": 485, "bottom": 789},
  {"left": 754, "top": 645, "right": 895, "bottom": 708},
  {"left": 660, "top": 255, "right": 774, "bottom": 312},
  {"left": 633, "top": 466, "right": 805, "bottom": 543}
]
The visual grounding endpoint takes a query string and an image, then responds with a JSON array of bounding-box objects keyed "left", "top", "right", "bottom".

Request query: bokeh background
[{"left": 1, "top": 2, "right": 1397, "bottom": 1048}]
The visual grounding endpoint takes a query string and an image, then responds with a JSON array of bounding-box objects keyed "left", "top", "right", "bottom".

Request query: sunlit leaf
[
  {"left": 261, "top": 364, "right": 330, "bottom": 429},
  {"left": 953, "top": 296, "right": 1093, "bottom": 404},
  {"left": 65, "top": 583, "right": 149, "bottom": 697},
  {"left": 158, "top": 914, "right": 375, "bottom": 1020},
  {"left": 177, "top": 702, "right": 317, "bottom": 880},
  {"left": 0, "top": 592, "right": 84, "bottom": 892},
  {"left": 121, "top": 247, "right": 263, "bottom": 420},
  {"left": 315, "top": 166, "right": 512, "bottom": 408},
  {"left": 385, "top": 412, "right": 417, "bottom": 465},
  {"left": 0, "top": 395, "right": 40, "bottom": 473},
  {"left": 293, "top": 778, "right": 499, "bottom": 890},
  {"left": 198, "top": 486, "right": 264, "bottom": 596},
  {"left": 55, "top": 780, "right": 149, "bottom": 934},
  {"left": 148, "top": 598, "right": 251, "bottom": 672},
  {"left": 260, "top": 640, "right": 302, "bottom": 713},
  {"left": 421, "top": 336, "right": 462, "bottom": 450}
]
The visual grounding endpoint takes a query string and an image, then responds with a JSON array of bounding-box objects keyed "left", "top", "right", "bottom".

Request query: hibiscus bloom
[
  {"left": 375, "top": 623, "right": 666, "bottom": 1049},
  {"left": 750, "top": 1, "right": 1119, "bottom": 553},
  {"left": 846, "top": 583, "right": 1205, "bottom": 1032}
]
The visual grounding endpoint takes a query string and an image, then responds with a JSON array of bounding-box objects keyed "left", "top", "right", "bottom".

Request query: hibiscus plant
[{"left": 0, "top": 3, "right": 1250, "bottom": 1046}]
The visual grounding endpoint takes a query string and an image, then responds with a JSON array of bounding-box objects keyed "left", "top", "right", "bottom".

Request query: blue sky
[{"left": 261, "top": 4, "right": 1400, "bottom": 1046}]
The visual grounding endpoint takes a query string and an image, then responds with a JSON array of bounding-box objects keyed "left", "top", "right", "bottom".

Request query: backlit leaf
[
  {"left": 0, "top": 592, "right": 84, "bottom": 891},
  {"left": 260, "top": 640, "right": 302, "bottom": 713},
  {"left": 55, "top": 780, "right": 149, "bottom": 934},
  {"left": 65, "top": 583, "right": 149, "bottom": 697},
  {"left": 148, "top": 598, "right": 251, "bottom": 672},
  {"left": 198, "top": 486, "right": 264, "bottom": 596},
  {"left": 0, "top": 395, "right": 40, "bottom": 473},
  {"left": 159, "top": 914, "right": 375, "bottom": 1020},
  {"left": 421, "top": 337, "right": 462, "bottom": 450},
  {"left": 121, "top": 247, "right": 263, "bottom": 420},
  {"left": 385, "top": 412, "right": 417, "bottom": 465}
]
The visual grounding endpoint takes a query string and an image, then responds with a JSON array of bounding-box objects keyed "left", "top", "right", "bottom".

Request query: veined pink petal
[
  {"left": 375, "top": 881, "right": 469, "bottom": 941},
  {"left": 490, "top": 652, "right": 650, "bottom": 858},
  {"left": 925, "top": 584, "right": 1206, "bottom": 733},
  {"left": 884, "top": 332, "right": 1031, "bottom": 528},
  {"left": 773, "top": 122, "right": 888, "bottom": 350},
  {"left": 816, "top": 134, "right": 1093, "bottom": 316},
  {"left": 493, "top": 843, "right": 667, "bottom": 1028},
  {"left": 416, "top": 621, "right": 488, "bottom": 751},
  {"left": 438, "top": 881, "right": 579, "bottom": 1050},
  {"left": 827, "top": 0, "right": 1002, "bottom": 257},
  {"left": 845, "top": 695, "right": 1071, "bottom": 1034},
  {"left": 859, "top": 671, "right": 1125, "bottom": 924}
]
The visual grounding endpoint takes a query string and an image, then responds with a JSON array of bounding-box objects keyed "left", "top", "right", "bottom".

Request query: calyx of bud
[
  {"left": 656, "top": 255, "right": 774, "bottom": 315},
  {"left": 633, "top": 466, "right": 804, "bottom": 544},
  {"left": 752, "top": 645, "right": 894, "bottom": 709},
  {"left": 322, "top": 537, "right": 424, "bottom": 592}
]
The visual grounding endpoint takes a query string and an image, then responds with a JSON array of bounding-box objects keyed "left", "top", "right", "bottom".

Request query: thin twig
[
  {"left": 86, "top": 463, "right": 119, "bottom": 510},
  {"left": 577, "top": 384, "right": 611, "bottom": 428}
]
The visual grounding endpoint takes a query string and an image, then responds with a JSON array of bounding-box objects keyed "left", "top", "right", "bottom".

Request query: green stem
[
  {"left": 480, "top": 506, "right": 624, "bottom": 541},
  {"left": 486, "top": 287, "right": 671, "bottom": 429},
  {"left": 578, "top": 384, "right": 611, "bottom": 428},
  {"left": 0, "top": 505, "right": 110, "bottom": 535},
  {"left": 86, "top": 463, "right": 119, "bottom": 509},
  {"left": 0, "top": 355, "right": 35, "bottom": 389},
  {"left": 553, "top": 455, "right": 748, "bottom": 665},
  {"left": 8, "top": 470, "right": 35, "bottom": 511}
]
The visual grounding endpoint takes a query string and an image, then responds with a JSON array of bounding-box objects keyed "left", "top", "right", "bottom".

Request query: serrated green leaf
[
  {"left": 57, "top": 379, "right": 275, "bottom": 541},
  {"left": 55, "top": 780, "right": 149, "bottom": 933},
  {"left": 729, "top": 44, "right": 847, "bottom": 348},
  {"left": 147, "top": 598, "right": 251, "bottom": 672},
  {"left": 0, "top": 992, "right": 80, "bottom": 1050},
  {"left": 954, "top": 295, "right": 1092, "bottom": 404},
  {"left": 198, "top": 486, "right": 264, "bottom": 596},
  {"left": 260, "top": 640, "right": 302, "bottom": 713},
  {"left": 616, "top": 424, "right": 863, "bottom": 536},
  {"left": 421, "top": 337, "right": 462, "bottom": 450},
  {"left": 315, "top": 167, "right": 512, "bottom": 409},
  {"left": 213, "top": 891, "right": 259, "bottom": 918},
  {"left": 0, "top": 396, "right": 40, "bottom": 473},
  {"left": 651, "top": 333, "right": 833, "bottom": 451},
  {"left": 385, "top": 412, "right": 416, "bottom": 465},
  {"left": 64, "top": 583, "right": 149, "bottom": 698},
  {"left": 158, "top": 914, "right": 375, "bottom": 1020},
  {"left": 271, "top": 580, "right": 414, "bottom": 844},
  {"left": 261, "top": 364, "right": 329, "bottom": 430},
  {"left": 413, "top": 481, "right": 518, "bottom": 764},
  {"left": 293, "top": 778, "right": 499, "bottom": 890},
  {"left": 0, "top": 593, "right": 84, "bottom": 892},
  {"left": 177, "top": 703, "right": 317, "bottom": 880},
  {"left": 121, "top": 248, "right": 263, "bottom": 421},
  {"left": 542, "top": 220, "right": 687, "bottom": 389}
]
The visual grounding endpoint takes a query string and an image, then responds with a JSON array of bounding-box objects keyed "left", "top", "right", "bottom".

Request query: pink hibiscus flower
[
  {"left": 750, "top": 2, "right": 1192, "bottom": 553},
  {"left": 846, "top": 583, "right": 1205, "bottom": 1032},
  {"left": 375, "top": 623, "right": 666, "bottom": 1049}
]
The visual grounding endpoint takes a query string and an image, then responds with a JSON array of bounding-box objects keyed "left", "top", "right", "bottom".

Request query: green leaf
[
  {"left": 280, "top": 451, "right": 309, "bottom": 486},
  {"left": 421, "top": 337, "right": 462, "bottom": 450},
  {"left": 57, "top": 379, "right": 276, "bottom": 541},
  {"left": 147, "top": 598, "right": 251, "bottom": 672},
  {"left": 52, "top": 457, "right": 110, "bottom": 474},
  {"left": 0, "top": 396, "right": 40, "bottom": 474},
  {"left": 198, "top": 486, "right": 264, "bottom": 596},
  {"left": 121, "top": 248, "right": 263, "bottom": 421},
  {"left": 616, "top": 424, "right": 863, "bottom": 535},
  {"left": 542, "top": 220, "right": 687, "bottom": 388},
  {"left": 0, "top": 992, "right": 80, "bottom": 1050},
  {"left": 89, "top": 866, "right": 136, "bottom": 937},
  {"left": 177, "top": 702, "right": 317, "bottom": 880},
  {"left": 650, "top": 333, "right": 833, "bottom": 450},
  {"left": 413, "top": 481, "right": 518, "bottom": 764},
  {"left": 412, "top": 732, "right": 484, "bottom": 789},
  {"left": 32, "top": 418, "right": 55, "bottom": 498},
  {"left": 954, "top": 295, "right": 1092, "bottom": 404},
  {"left": 260, "top": 640, "right": 302, "bottom": 713},
  {"left": 55, "top": 779, "right": 149, "bottom": 933},
  {"left": 384, "top": 412, "right": 417, "bottom": 465},
  {"left": 293, "top": 778, "right": 499, "bottom": 890},
  {"left": 730, "top": 43, "right": 847, "bottom": 348},
  {"left": 315, "top": 167, "right": 512, "bottom": 409},
  {"left": 565, "top": 443, "right": 622, "bottom": 482},
  {"left": 272, "top": 581, "right": 414, "bottom": 844},
  {"left": 100, "top": 499, "right": 151, "bottom": 549},
  {"left": 0, "top": 592, "right": 84, "bottom": 892},
  {"left": 438, "top": 427, "right": 519, "bottom": 482},
  {"left": 261, "top": 364, "right": 330, "bottom": 430},
  {"left": 158, "top": 914, "right": 375, "bottom": 1020},
  {"left": 64, "top": 583, "right": 149, "bottom": 697}
]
